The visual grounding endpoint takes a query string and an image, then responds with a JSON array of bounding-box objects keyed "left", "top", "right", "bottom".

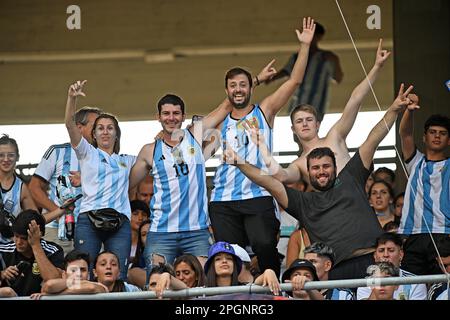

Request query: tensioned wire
[{"left": 334, "top": 0, "right": 449, "bottom": 285}]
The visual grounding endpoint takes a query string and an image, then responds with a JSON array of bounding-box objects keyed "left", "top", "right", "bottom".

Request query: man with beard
[
  {"left": 243, "top": 39, "right": 391, "bottom": 191},
  {"left": 209, "top": 17, "right": 316, "bottom": 278},
  {"left": 224, "top": 83, "right": 416, "bottom": 280}
]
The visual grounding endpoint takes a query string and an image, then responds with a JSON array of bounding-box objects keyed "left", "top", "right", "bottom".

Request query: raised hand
[
  {"left": 392, "top": 83, "right": 414, "bottom": 111},
  {"left": 257, "top": 59, "right": 277, "bottom": 83},
  {"left": 375, "top": 39, "right": 391, "bottom": 68},
  {"left": 296, "top": 17, "right": 316, "bottom": 45},
  {"left": 69, "top": 171, "right": 81, "bottom": 187},
  {"left": 222, "top": 143, "right": 243, "bottom": 166},
  {"left": 406, "top": 93, "right": 420, "bottom": 111},
  {"left": 68, "top": 80, "right": 87, "bottom": 98},
  {"left": 27, "top": 220, "right": 42, "bottom": 247},
  {"left": 243, "top": 119, "right": 265, "bottom": 147},
  {"left": 260, "top": 269, "right": 281, "bottom": 296}
]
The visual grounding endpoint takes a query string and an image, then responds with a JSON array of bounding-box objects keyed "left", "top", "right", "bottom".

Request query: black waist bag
[{"left": 87, "top": 208, "right": 126, "bottom": 233}]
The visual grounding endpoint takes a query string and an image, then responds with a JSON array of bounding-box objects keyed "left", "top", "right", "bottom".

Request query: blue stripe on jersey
[
  {"left": 212, "top": 117, "right": 230, "bottom": 202},
  {"left": 11, "top": 177, "right": 22, "bottom": 216},
  {"left": 107, "top": 159, "right": 120, "bottom": 209},
  {"left": 119, "top": 159, "right": 129, "bottom": 213},
  {"left": 249, "top": 109, "right": 265, "bottom": 198},
  {"left": 421, "top": 161, "right": 434, "bottom": 233},
  {"left": 441, "top": 163, "right": 450, "bottom": 233},
  {"left": 154, "top": 141, "right": 170, "bottom": 232},
  {"left": 403, "top": 158, "right": 424, "bottom": 234},
  {"left": 94, "top": 152, "right": 107, "bottom": 209},
  {"left": 195, "top": 158, "right": 207, "bottom": 226},
  {"left": 62, "top": 147, "right": 71, "bottom": 175}
]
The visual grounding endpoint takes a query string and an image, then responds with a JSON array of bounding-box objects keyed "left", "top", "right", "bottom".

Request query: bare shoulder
[{"left": 138, "top": 142, "right": 156, "bottom": 160}]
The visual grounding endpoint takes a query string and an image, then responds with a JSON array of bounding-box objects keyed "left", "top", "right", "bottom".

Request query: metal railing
[{"left": 2, "top": 274, "right": 448, "bottom": 300}]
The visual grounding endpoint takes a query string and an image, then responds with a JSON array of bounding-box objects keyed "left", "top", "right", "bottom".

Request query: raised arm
[
  {"left": 399, "top": 94, "right": 419, "bottom": 160},
  {"left": 223, "top": 146, "right": 289, "bottom": 209},
  {"left": 332, "top": 39, "right": 390, "bottom": 139},
  {"left": 244, "top": 120, "right": 302, "bottom": 183},
  {"left": 260, "top": 17, "right": 315, "bottom": 126},
  {"left": 189, "top": 98, "right": 232, "bottom": 144},
  {"left": 28, "top": 220, "right": 63, "bottom": 281},
  {"left": 189, "top": 59, "right": 278, "bottom": 143},
  {"left": 65, "top": 80, "right": 87, "bottom": 148},
  {"left": 129, "top": 143, "right": 154, "bottom": 190},
  {"left": 359, "top": 84, "right": 414, "bottom": 169}
]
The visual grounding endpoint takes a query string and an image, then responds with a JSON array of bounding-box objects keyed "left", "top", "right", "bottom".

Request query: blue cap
[{"left": 204, "top": 241, "right": 242, "bottom": 274}]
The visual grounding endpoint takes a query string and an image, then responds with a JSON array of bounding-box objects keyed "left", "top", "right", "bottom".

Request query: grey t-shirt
[{"left": 284, "top": 151, "right": 382, "bottom": 265}]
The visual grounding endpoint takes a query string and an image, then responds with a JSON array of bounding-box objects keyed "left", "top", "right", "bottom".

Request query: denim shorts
[{"left": 143, "top": 228, "right": 212, "bottom": 268}]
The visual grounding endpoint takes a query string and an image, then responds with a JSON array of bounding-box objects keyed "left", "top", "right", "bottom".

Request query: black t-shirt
[
  {"left": 284, "top": 151, "right": 382, "bottom": 265},
  {"left": 0, "top": 239, "right": 64, "bottom": 296}
]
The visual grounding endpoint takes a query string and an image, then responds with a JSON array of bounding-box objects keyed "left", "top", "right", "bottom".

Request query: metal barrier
[{"left": 2, "top": 274, "right": 448, "bottom": 300}]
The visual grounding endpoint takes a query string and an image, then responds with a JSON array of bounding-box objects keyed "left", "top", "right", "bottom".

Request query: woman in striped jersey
[{"left": 65, "top": 80, "right": 136, "bottom": 280}]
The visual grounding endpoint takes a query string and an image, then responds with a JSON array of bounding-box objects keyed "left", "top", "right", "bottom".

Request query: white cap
[{"left": 230, "top": 244, "right": 251, "bottom": 263}]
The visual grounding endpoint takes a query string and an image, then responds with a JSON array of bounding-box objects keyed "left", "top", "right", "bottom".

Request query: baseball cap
[
  {"left": 204, "top": 241, "right": 242, "bottom": 274},
  {"left": 282, "top": 259, "right": 319, "bottom": 282},
  {"left": 230, "top": 244, "right": 251, "bottom": 263}
]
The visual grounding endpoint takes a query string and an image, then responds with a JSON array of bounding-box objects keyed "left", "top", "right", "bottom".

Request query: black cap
[{"left": 282, "top": 259, "right": 319, "bottom": 282}]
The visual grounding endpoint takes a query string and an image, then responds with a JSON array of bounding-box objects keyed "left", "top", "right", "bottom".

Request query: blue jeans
[
  {"left": 144, "top": 229, "right": 212, "bottom": 272},
  {"left": 74, "top": 212, "right": 131, "bottom": 280}
]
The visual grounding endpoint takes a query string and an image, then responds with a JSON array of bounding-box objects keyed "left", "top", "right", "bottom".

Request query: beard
[
  {"left": 309, "top": 172, "right": 336, "bottom": 191},
  {"left": 228, "top": 92, "right": 251, "bottom": 109}
]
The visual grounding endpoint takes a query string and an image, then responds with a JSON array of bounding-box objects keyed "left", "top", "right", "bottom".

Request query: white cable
[{"left": 334, "top": 0, "right": 448, "bottom": 278}]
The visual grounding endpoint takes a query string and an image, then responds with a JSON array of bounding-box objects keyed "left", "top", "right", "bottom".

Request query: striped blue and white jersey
[
  {"left": 0, "top": 175, "right": 23, "bottom": 218},
  {"left": 74, "top": 137, "right": 136, "bottom": 219},
  {"left": 398, "top": 150, "right": 449, "bottom": 235},
  {"left": 325, "top": 288, "right": 355, "bottom": 300},
  {"left": 34, "top": 143, "right": 82, "bottom": 233},
  {"left": 211, "top": 105, "right": 273, "bottom": 202},
  {"left": 284, "top": 50, "right": 335, "bottom": 114},
  {"left": 150, "top": 129, "right": 209, "bottom": 232},
  {"left": 357, "top": 269, "right": 427, "bottom": 300}
]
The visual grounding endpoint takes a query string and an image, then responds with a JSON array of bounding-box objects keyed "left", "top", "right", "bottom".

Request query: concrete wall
[{"left": 0, "top": 0, "right": 394, "bottom": 124}]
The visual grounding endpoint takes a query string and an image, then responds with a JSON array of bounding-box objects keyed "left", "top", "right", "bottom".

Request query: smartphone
[
  {"left": 16, "top": 260, "right": 30, "bottom": 274},
  {"left": 60, "top": 194, "right": 83, "bottom": 209}
]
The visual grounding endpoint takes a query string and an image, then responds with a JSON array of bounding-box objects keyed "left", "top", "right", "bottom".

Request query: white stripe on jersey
[
  {"left": 150, "top": 129, "right": 209, "bottom": 233},
  {"left": 399, "top": 150, "right": 450, "bottom": 235},
  {"left": 74, "top": 137, "right": 136, "bottom": 219},
  {"left": 34, "top": 143, "right": 82, "bottom": 233},
  {"left": 211, "top": 105, "right": 273, "bottom": 202}
]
